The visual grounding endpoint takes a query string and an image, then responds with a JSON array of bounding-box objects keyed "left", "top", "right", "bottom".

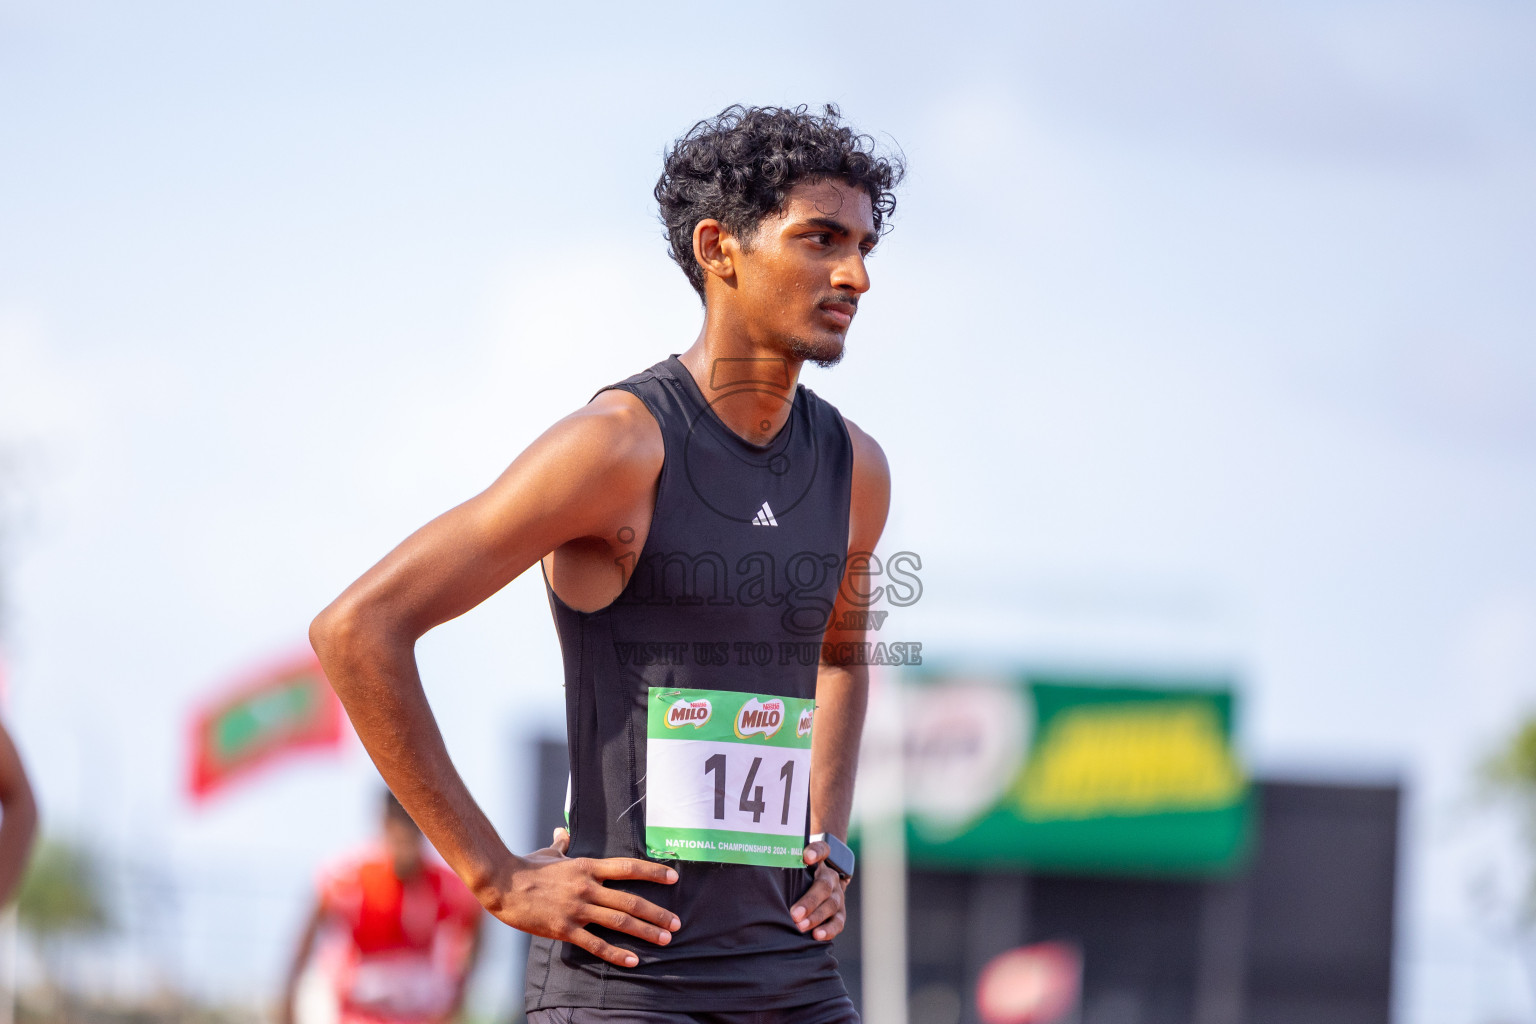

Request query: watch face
[
  {"left": 826, "top": 838, "right": 854, "bottom": 878},
  {"left": 810, "top": 833, "right": 854, "bottom": 877}
]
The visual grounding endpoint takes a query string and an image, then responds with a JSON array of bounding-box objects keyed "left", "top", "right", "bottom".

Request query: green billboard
[{"left": 866, "top": 673, "right": 1253, "bottom": 876}]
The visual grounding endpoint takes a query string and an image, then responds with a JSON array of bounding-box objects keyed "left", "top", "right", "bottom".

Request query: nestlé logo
[
  {"left": 665, "top": 698, "right": 712, "bottom": 729},
  {"left": 734, "top": 697, "right": 786, "bottom": 740}
]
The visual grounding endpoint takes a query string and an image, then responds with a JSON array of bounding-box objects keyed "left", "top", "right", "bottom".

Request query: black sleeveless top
[{"left": 524, "top": 356, "right": 854, "bottom": 1012}]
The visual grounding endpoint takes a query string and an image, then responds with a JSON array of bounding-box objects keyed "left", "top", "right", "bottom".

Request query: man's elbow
[
  {"left": 309, "top": 597, "right": 379, "bottom": 689},
  {"left": 308, "top": 598, "right": 353, "bottom": 662}
]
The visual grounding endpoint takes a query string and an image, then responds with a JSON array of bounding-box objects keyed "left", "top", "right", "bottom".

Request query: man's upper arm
[
  {"left": 844, "top": 418, "right": 891, "bottom": 562},
  {"left": 821, "top": 417, "right": 891, "bottom": 657},
  {"left": 319, "top": 389, "right": 662, "bottom": 641}
]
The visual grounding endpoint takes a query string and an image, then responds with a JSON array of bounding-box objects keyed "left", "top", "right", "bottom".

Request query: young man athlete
[{"left": 311, "top": 104, "right": 902, "bottom": 1023}]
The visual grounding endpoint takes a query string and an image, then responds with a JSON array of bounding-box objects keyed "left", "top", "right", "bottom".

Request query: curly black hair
[{"left": 655, "top": 104, "right": 904, "bottom": 300}]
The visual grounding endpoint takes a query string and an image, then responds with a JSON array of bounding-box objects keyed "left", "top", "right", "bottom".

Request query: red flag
[{"left": 187, "top": 649, "right": 345, "bottom": 801}]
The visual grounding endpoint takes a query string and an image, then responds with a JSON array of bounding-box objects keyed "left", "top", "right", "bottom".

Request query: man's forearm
[
  {"left": 281, "top": 904, "right": 325, "bottom": 1024},
  {"left": 446, "top": 924, "right": 483, "bottom": 1020},
  {"left": 311, "top": 592, "right": 682, "bottom": 969},
  {"left": 311, "top": 611, "right": 514, "bottom": 902},
  {"left": 809, "top": 661, "right": 870, "bottom": 840}
]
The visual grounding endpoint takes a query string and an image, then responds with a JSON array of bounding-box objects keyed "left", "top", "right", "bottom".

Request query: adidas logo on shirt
[{"left": 751, "top": 502, "right": 778, "bottom": 527}]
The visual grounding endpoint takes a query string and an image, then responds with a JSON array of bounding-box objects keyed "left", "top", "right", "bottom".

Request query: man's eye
[{"left": 807, "top": 233, "right": 832, "bottom": 246}]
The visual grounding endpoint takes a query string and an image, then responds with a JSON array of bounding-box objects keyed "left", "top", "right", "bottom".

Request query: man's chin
[{"left": 785, "top": 334, "right": 846, "bottom": 369}]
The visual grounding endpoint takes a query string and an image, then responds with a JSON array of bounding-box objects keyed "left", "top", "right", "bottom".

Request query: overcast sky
[{"left": 2, "top": 0, "right": 1535, "bottom": 1018}]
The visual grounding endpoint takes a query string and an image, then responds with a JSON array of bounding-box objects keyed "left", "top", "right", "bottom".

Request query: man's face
[
  {"left": 384, "top": 816, "right": 424, "bottom": 879},
  {"left": 729, "top": 179, "right": 877, "bottom": 368}
]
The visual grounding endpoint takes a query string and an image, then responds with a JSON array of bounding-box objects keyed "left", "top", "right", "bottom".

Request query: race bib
[
  {"left": 346, "top": 953, "right": 453, "bottom": 1017},
  {"left": 645, "top": 687, "right": 816, "bottom": 869}
]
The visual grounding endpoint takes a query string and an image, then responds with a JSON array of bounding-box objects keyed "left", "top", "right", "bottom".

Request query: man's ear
[{"left": 693, "top": 219, "right": 737, "bottom": 285}]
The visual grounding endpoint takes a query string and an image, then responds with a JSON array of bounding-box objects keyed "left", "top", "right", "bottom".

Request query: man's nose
[{"left": 831, "top": 252, "right": 871, "bottom": 294}]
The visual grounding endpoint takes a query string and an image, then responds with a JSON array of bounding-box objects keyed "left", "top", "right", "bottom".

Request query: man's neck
[{"left": 677, "top": 319, "right": 803, "bottom": 447}]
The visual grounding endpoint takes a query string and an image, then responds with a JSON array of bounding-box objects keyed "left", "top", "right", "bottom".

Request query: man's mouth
[{"left": 818, "top": 300, "right": 857, "bottom": 328}]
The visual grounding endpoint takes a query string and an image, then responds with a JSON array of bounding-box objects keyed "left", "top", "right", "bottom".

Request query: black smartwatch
[{"left": 809, "top": 832, "right": 856, "bottom": 880}]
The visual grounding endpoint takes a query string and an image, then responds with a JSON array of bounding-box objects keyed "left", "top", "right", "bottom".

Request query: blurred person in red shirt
[{"left": 282, "top": 791, "right": 484, "bottom": 1024}]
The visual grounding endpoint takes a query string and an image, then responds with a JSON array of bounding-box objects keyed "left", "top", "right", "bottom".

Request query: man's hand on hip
[
  {"left": 790, "top": 839, "right": 849, "bottom": 942},
  {"left": 485, "top": 827, "right": 681, "bottom": 968}
]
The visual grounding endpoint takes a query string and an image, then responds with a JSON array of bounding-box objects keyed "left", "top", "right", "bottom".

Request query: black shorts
[{"left": 526, "top": 995, "right": 860, "bottom": 1024}]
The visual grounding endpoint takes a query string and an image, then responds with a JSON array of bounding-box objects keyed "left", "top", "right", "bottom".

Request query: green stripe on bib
[
  {"left": 647, "top": 688, "right": 815, "bottom": 748},
  {"left": 646, "top": 826, "right": 808, "bottom": 868}
]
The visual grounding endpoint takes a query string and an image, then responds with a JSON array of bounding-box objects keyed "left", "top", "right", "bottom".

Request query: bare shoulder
[
  {"left": 566, "top": 387, "right": 663, "bottom": 452},
  {"left": 463, "top": 387, "right": 664, "bottom": 548},
  {"left": 840, "top": 414, "right": 891, "bottom": 490},
  {"left": 840, "top": 414, "right": 891, "bottom": 552},
  {"left": 537, "top": 388, "right": 664, "bottom": 485}
]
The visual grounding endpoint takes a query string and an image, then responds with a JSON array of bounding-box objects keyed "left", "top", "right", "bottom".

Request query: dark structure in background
[
  {"left": 523, "top": 739, "right": 1398, "bottom": 1024},
  {"left": 840, "top": 781, "right": 1400, "bottom": 1024}
]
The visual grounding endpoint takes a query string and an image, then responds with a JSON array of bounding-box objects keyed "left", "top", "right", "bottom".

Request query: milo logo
[
  {"left": 797, "top": 705, "right": 815, "bottom": 738},
  {"left": 665, "top": 698, "right": 712, "bottom": 729},
  {"left": 735, "top": 697, "right": 786, "bottom": 740}
]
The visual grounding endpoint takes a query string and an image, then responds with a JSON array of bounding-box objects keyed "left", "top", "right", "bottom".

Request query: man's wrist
[
  {"left": 466, "top": 851, "right": 525, "bottom": 914},
  {"left": 809, "top": 832, "right": 855, "bottom": 880}
]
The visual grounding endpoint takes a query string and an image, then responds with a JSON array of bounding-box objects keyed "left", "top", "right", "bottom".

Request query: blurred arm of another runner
[
  {"left": 280, "top": 899, "right": 326, "bottom": 1024},
  {"left": 310, "top": 391, "right": 681, "bottom": 969},
  {"left": 440, "top": 916, "right": 483, "bottom": 1024},
  {"left": 792, "top": 418, "right": 890, "bottom": 942},
  {"left": 0, "top": 719, "right": 39, "bottom": 907}
]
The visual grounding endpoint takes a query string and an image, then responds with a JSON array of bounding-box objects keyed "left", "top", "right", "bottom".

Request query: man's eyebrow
[{"left": 799, "top": 216, "right": 880, "bottom": 247}]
